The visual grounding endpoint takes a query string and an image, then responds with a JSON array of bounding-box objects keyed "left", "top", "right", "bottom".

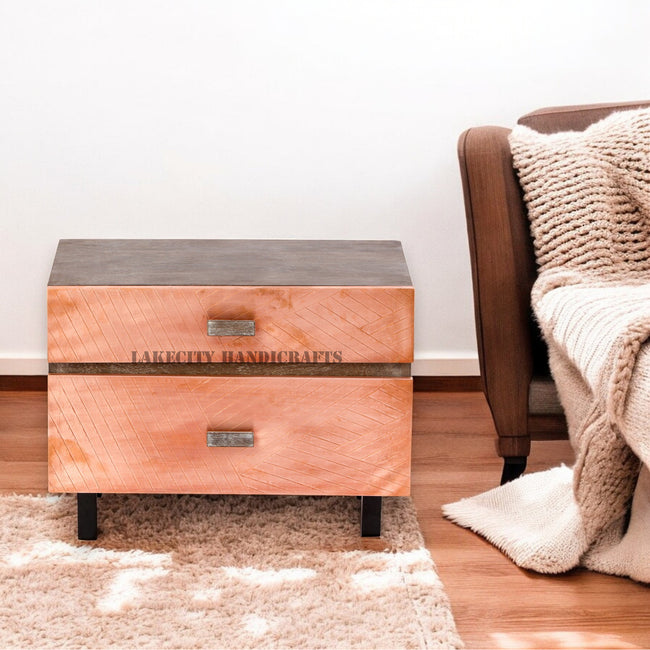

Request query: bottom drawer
[{"left": 48, "top": 375, "right": 412, "bottom": 496}]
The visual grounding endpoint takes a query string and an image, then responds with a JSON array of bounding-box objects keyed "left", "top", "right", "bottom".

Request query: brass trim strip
[{"left": 48, "top": 362, "right": 411, "bottom": 378}]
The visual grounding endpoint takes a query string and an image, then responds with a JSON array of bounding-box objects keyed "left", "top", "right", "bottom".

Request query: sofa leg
[{"left": 500, "top": 456, "right": 527, "bottom": 485}]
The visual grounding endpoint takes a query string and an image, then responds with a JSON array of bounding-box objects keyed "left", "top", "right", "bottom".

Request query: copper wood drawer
[
  {"left": 48, "top": 285, "right": 414, "bottom": 364},
  {"left": 48, "top": 375, "right": 412, "bottom": 495}
]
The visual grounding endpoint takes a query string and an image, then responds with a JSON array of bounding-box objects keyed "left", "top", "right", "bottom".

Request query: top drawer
[{"left": 48, "top": 285, "right": 414, "bottom": 364}]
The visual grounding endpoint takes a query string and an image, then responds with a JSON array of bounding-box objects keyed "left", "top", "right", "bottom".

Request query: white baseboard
[
  {"left": 0, "top": 354, "right": 480, "bottom": 377},
  {"left": 411, "top": 355, "right": 479, "bottom": 377},
  {"left": 0, "top": 357, "right": 48, "bottom": 375}
]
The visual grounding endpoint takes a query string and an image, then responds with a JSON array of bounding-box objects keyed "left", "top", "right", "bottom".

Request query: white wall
[{"left": 2, "top": 0, "right": 649, "bottom": 375}]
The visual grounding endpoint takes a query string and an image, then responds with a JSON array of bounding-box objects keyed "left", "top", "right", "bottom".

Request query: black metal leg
[
  {"left": 500, "top": 456, "right": 527, "bottom": 485},
  {"left": 77, "top": 493, "right": 98, "bottom": 540},
  {"left": 360, "top": 496, "right": 382, "bottom": 537}
]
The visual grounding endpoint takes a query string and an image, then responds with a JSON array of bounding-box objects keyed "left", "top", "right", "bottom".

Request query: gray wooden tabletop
[{"left": 48, "top": 239, "right": 413, "bottom": 286}]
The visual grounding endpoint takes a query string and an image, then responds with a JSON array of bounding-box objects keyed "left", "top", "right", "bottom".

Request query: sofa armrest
[{"left": 458, "top": 126, "right": 539, "bottom": 456}]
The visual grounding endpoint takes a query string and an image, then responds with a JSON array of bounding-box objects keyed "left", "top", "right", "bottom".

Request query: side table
[{"left": 47, "top": 239, "right": 414, "bottom": 538}]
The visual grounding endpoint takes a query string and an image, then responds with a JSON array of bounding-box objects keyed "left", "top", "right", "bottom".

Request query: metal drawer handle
[
  {"left": 207, "top": 320, "right": 255, "bottom": 336},
  {"left": 207, "top": 431, "right": 254, "bottom": 447}
]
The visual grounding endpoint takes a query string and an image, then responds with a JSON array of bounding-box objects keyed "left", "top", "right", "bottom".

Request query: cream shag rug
[{"left": 0, "top": 493, "right": 462, "bottom": 649}]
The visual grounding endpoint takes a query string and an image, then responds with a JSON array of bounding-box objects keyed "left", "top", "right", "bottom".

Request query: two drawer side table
[{"left": 47, "top": 239, "right": 414, "bottom": 539}]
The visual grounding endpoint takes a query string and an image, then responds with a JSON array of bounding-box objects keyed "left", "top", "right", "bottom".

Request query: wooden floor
[
  {"left": 411, "top": 391, "right": 649, "bottom": 650},
  {"left": 1, "top": 389, "right": 648, "bottom": 649}
]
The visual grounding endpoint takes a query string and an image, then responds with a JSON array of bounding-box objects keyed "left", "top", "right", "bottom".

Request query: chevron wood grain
[
  {"left": 48, "top": 375, "right": 412, "bottom": 495},
  {"left": 48, "top": 286, "right": 414, "bottom": 364}
]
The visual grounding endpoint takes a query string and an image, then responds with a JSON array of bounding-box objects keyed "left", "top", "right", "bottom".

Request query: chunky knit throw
[{"left": 444, "top": 108, "right": 650, "bottom": 582}]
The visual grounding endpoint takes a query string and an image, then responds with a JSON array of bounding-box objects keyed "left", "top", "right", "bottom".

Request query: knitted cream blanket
[{"left": 444, "top": 108, "right": 650, "bottom": 582}]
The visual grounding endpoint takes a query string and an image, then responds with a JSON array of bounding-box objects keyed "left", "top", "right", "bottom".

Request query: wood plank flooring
[
  {"left": 411, "top": 391, "right": 649, "bottom": 650},
  {"left": 1, "top": 389, "right": 648, "bottom": 648}
]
